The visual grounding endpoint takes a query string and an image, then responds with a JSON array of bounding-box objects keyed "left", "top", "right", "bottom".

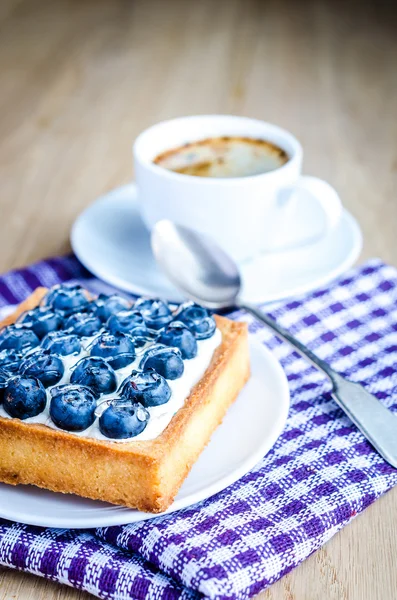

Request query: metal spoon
[{"left": 151, "top": 219, "right": 397, "bottom": 468}]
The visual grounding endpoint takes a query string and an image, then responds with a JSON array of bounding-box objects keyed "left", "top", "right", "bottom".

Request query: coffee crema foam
[{"left": 153, "top": 136, "right": 289, "bottom": 178}]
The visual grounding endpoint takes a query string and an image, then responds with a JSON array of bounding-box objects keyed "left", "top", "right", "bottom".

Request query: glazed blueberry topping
[
  {"left": 106, "top": 310, "right": 145, "bottom": 334},
  {"left": 176, "top": 303, "right": 216, "bottom": 340},
  {"left": 0, "top": 349, "right": 22, "bottom": 374},
  {"left": 159, "top": 321, "right": 197, "bottom": 359},
  {"left": 64, "top": 312, "right": 102, "bottom": 337},
  {"left": 18, "top": 307, "right": 63, "bottom": 339},
  {"left": 41, "top": 331, "right": 81, "bottom": 356},
  {"left": 140, "top": 344, "right": 184, "bottom": 380},
  {"left": 43, "top": 283, "right": 89, "bottom": 316},
  {"left": 0, "top": 367, "right": 10, "bottom": 404},
  {"left": 0, "top": 325, "right": 40, "bottom": 353},
  {"left": 1, "top": 282, "right": 220, "bottom": 440},
  {"left": 70, "top": 356, "right": 117, "bottom": 397},
  {"left": 94, "top": 294, "right": 130, "bottom": 323},
  {"left": 89, "top": 332, "right": 136, "bottom": 370},
  {"left": 99, "top": 398, "right": 149, "bottom": 439},
  {"left": 19, "top": 350, "right": 64, "bottom": 388},
  {"left": 120, "top": 368, "right": 171, "bottom": 407},
  {"left": 50, "top": 384, "right": 97, "bottom": 432},
  {"left": 134, "top": 298, "right": 172, "bottom": 330},
  {"left": 3, "top": 375, "right": 46, "bottom": 420}
]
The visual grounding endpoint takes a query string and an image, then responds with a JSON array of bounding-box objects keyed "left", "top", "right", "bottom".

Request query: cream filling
[{"left": 0, "top": 329, "right": 222, "bottom": 442}]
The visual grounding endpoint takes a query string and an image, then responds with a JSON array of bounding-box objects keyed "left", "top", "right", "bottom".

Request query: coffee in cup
[{"left": 153, "top": 136, "right": 289, "bottom": 178}]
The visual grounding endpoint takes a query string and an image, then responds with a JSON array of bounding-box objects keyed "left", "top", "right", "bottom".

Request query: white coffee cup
[{"left": 134, "top": 115, "right": 342, "bottom": 263}]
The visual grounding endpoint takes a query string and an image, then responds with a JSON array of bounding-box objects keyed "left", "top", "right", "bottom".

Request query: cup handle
[{"left": 271, "top": 175, "right": 343, "bottom": 252}]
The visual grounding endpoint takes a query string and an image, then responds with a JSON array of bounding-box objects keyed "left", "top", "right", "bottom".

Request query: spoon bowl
[{"left": 151, "top": 220, "right": 241, "bottom": 309}]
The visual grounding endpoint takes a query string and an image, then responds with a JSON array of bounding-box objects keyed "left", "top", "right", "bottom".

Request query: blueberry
[
  {"left": 176, "top": 303, "right": 216, "bottom": 340},
  {"left": 41, "top": 331, "right": 81, "bottom": 356},
  {"left": 99, "top": 399, "right": 149, "bottom": 439},
  {"left": 50, "top": 384, "right": 97, "bottom": 432},
  {"left": 64, "top": 312, "right": 102, "bottom": 337},
  {"left": 43, "top": 283, "right": 89, "bottom": 316},
  {"left": 0, "top": 367, "right": 10, "bottom": 404},
  {"left": 94, "top": 294, "right": 131, "bottom": 322},
  {"left": 70, "top": 357, "right": 117, "bottom": 397},
  {"left": 134, "top": 298, "right": 172, "bottom": 330},
  {"left": 0, "top": 325, "right": 40, "bottom": 353},
  {"left": 119, "top": 368, "right": 171, "bottom": 407},
  {"left": 3, "top": 375, "right": 46, "bottom": 419},
  {"left": 106, "top": 310, "right": 145, "bottom": 334},
  {"left": 18, "top": 307, "right": 63, "bottom": 339},
  {"left": 159, "top": 321, "right": 197, "bottom": 359},
  {"left": 129, "top": 325, "right": 159, "bottom": 348},
  {"left": 0, "top": 349, "right": 22, "bottom": 374},
  {"left": 140, "top": 344, "right": 184, "bottom": 380},
  {"left": 89, "top": 332, "right": 136, "bottom": 370},
  {"left": 19, "top": 350, "right": 64, "bottom": 388}
]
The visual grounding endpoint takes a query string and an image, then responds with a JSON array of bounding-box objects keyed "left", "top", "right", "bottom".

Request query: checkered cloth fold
[{"left": 0, "top": 256, "right": 397, "bottom": 600}]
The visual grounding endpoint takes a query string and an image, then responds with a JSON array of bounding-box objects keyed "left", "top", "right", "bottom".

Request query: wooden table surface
[{"left": 1, "top": 0, "right": 397, "bottom": 598}]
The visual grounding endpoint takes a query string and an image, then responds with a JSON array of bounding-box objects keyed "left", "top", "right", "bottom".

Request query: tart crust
[{"left": 0, "top": 288, "right": 250, "bottom": 512}]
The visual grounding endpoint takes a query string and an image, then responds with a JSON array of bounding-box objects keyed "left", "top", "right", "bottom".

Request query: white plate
[
  {"left": 71, "top": 183, "right": 362, "bottom": 304},
  {"left": 0, "top": 339, "right": 289, "bottom": 529}
]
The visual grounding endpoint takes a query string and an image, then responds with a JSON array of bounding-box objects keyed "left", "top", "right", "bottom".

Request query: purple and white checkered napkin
[{"left": 1, "top": 256, "right": 397, "bottom": 600}]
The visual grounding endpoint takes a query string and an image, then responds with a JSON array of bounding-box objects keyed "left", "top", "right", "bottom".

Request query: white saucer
[
  {"left": 0, "top": 339, "right": 289, "bottom": 528},
  {"left": 71, "top": 183, "right": 362, "bottom": 304}
]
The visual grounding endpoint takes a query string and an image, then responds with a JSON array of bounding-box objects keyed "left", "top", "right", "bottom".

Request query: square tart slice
[{"left": 0, "top": 287, "right": 250, "bottom": 513}]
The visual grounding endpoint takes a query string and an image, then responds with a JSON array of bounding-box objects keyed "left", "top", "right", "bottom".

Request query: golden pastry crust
[{"left": 0, "top": 288, "right": 250, "bottom": 512}]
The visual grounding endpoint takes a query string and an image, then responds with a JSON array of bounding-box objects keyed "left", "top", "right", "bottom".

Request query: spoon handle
[
  {"left": 241, "top": 302, "right": 335, "bottom": 377},
  {"left": 241, "top": 301, "right": 397, "bottom": 468}
]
